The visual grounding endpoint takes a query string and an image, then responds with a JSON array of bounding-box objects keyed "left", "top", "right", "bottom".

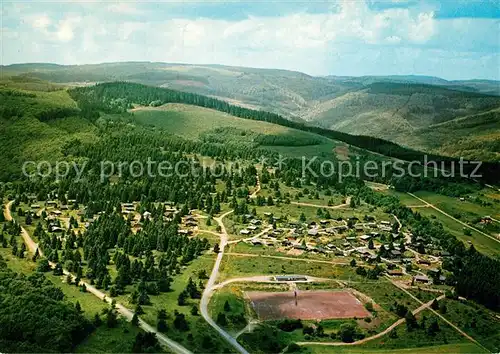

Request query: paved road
[
  {"left": 4, "top": 201, "right": 192, "bottom": 354},
  {"left": 199, "top": 210, "right": 250, "bottom": 354},
  {"left": 407, "top": 193, "right": 500, "bottom": 245}
]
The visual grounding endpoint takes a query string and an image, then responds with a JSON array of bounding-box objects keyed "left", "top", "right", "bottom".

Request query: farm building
[
  {"left": 414, "top": 275, "right": 429, "bottom": 283},
  {"left": 308, "top": 229, "right": 319, "bottom": 237}
]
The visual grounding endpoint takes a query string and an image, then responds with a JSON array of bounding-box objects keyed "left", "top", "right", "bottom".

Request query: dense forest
[
  {"left": 1, "top": 80, "right": 499, "bottom": 353},
  {"left": 5, "top": 119, "right": 500, "bottom": 311},
  {"left": 0, "top": 255, "right": 92, "bottom": 352},
  {"left": 68, "top": 82, "right": 499, "bottom": 184}
]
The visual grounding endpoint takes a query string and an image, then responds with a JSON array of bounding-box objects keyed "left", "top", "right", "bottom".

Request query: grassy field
[
  {"left": 209, "top": 288, "right": 249, "bottom": 334},
  {"left": 303, "top": 342, "right": 487, "bottom": 353},
  {"left": 382, "top": 190, "right": 427, "bottom": 207},
  {"left": 131, "top": 104, "right": 331, "bottom": 144},
  {"left": 379, "top": 189, "right": 500, "bottom": 257},
  {"left": 219, "top": 253, "right": 357, "bottom": 281},
  {"left": 438, "top": 298, "right": 500, "bottom": 352},
  {"left": 131, "top": 104, "right": 289, "bottom": 137},
  {"left": 129, "top": 104, "right": 347, "bottom": 161},
  {"left": 111, "top": 253, "right": 235, "bottom": 353},
  {"left": 350, "top": 280, "right": 421, "bottom": 312},
  {"left": 410, "top": 206, "right": 500, "bottom": 258},
  {"left": 75, "top": 322, "right": 142, "bottom": 353},
  {"left": 413, "top": 191, "right": 500, "bottom": 221},
  {"left": 136, "top": 254, "right": 216, "bottom": 325},
  {"left": 0, "top": 247, "right": 141, "bottom": 353},
  {"left": 358, "top": 309, "right": 470, "bottom": 351}
]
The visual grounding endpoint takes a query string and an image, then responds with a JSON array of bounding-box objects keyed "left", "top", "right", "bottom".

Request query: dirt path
[
  {"left": 291, "top": 196, "right": 351, "bottom": 210},
  {"left": 227, "top": 226, "right": 273, "bottom": 245},
  {"left": 225, "top": 252, "right": 350, "bottom": 265},
  {"left": 407, "top": 193, "right": 500, "bottom": 244},
  {"left": 297, "top": 294, "right": 445, "bottom": 347},
  {"left": 249, "top": 173, "right": 261, "bottom": 199},
  {"left": 4, "top": 201, "right": 192, "bottom": 354},
  {"left": 392, "top": 213, "right": 402, "bottom": 233},
  {"left": 197, "top": 229, "right": 224, "bottom": 238},
  {"left": 389, "top": 277, "right": 487, "bottom": 351},
  {"left": 5, "top": 201, "right": 40, "bottom": 255}
]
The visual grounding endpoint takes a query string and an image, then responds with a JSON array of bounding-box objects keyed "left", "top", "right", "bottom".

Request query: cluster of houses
[
  {"left": 121, "top": 202, "right": 136, "bottom": 216},
  {"left": 179, "top": 214, "right": 198, "bottom": 235},
  {"left": 28, "top": 198, "right": 79, "bottom": 235},
  {"left": 236, "top": 213, "right": 404, "bottom": 257},
  {"left": 239, "top": 214, "right": 264, "bottom": 236},
  {"left": 234, "top": 212, "right": 450, "bottom": 285},
  {"left": 120, "top": 202, "right": 183, "bottom": 233}
]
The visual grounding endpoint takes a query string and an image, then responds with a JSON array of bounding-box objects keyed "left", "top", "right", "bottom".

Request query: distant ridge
[{"left": 2, "top": 62, "right": 499, "bottom": 162}]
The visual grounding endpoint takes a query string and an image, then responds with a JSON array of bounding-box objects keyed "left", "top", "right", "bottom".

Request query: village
[
  {"left": 5, "top": 176, "right": 499, "bottom": 354},
  {"left": 19, "top": 192, "right": 454, "bottom": 290},
  {"left": 231, "top": 209, "right": 450, "bottom": 286}
]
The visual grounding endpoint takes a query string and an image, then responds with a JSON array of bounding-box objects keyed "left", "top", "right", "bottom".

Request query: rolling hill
[
  {"left": 2, "top": 62, "right": 499, "bottom": 162},
  {"left": 301, "top": 83, "right": 500, "bottom": 160},
  {"left": 0, "top": 84, "right": 98, "bottom": 180},
  {"left": 122, "top": 104, "right": 350, "bottom": 161},
  {"left": 0, "top": 79, "right": 355, "bottom": 180}
]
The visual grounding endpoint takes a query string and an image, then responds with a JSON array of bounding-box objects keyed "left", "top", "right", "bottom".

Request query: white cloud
[
  {"left": 2, "top": 0, "right": 499, "bottom": 79},
  {"left": 107, "top": 3, "right": 143, "bottom": 15},
  {"left": 31, "top": 14, "right": 51, "bottom": 29},
  {"left": 56, "top": 17, "right": 79, "bottom": 42}
]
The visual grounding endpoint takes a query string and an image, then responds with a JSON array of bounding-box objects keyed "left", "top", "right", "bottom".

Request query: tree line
[{"left": 68, "top": 82, "right": 500, "bottom": 184}]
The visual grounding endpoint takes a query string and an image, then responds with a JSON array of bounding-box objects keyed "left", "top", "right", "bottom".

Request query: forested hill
[
  {"left": 69, "top": 82, "right": 415, "bottom": 158},
  {"left": 68, "top": 82, "right": 500, "bottom": 184}
]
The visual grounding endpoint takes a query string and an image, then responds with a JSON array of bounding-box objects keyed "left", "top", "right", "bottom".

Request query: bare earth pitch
[{"left": 246, "top": 290, "right": 370, "bottom": 320}]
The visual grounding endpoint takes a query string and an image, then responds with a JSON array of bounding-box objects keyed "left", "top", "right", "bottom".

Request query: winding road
[
  {"left": 199, "top": 209, "right": 250, "bottom": 354},
  {"left": 4, "top": 201, "right": 192, "bottom": 354},
  {"left": 227, "top": 226, "right": 273, "bottom": 245}
]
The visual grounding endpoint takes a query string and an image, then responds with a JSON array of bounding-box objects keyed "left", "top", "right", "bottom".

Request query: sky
[{"left": 1, "top": 0, "right": 499, "bottom": 80}]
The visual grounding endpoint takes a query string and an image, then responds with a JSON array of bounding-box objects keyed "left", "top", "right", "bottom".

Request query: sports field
[{"left": 246, "top": 290, "right": 370, "bottom": 320}]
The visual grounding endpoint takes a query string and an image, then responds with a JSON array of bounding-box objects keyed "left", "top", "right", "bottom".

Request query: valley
[
  {"left": 3, "top": 63, "right": 499, "bottom": 162},
  {"left": 0, "top": 74, "right": 499, "bottom": 354}
]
